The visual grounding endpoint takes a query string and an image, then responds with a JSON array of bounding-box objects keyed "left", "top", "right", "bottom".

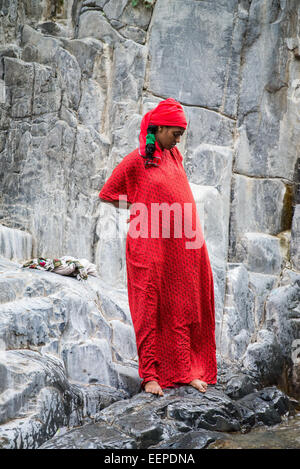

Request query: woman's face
[{"left": 155, "top": 126, "right": 185, "bottom": 150}]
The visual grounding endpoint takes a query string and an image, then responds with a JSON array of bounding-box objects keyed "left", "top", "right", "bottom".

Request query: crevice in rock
[
  {"left": 30, "top": 61, "right": 36, "bottom": 119},
  {"left": 100, "top": 42, "right": 114, "bottom": 140},
  {"left": 73, "top": 0, "right": 84, "bottom": 39},
  {"left": 142, "top": 0, "right": 156, "bottom": 94},
  {"left": 232, "top": 170, "right": 294, "bottom": 184},
  {"left": 142, "top": 90, "right": 237, "bottom": 122},
  {"left": 281, "top": 183, "right": 294, "bottom": 232},
  {"left": 78, "top": 2, "right": 148, "bottom": 46},
  {"left": 63, "top": 125, "right": 79, "bottom": 254},
  {"left": 49, "top": 0, "right": 65, "bottom": 21},
  {"left": 58, "top": 89, "right": 64, "bottom": 120},
  {"left": 220, "top": 1, "right": 239, "bottom": 117},
  {"left": 235, "top": 0, "right": 252, "bottom": 126},
  {"left": 293, "top": 157, "right": 300, "bottom": 204}
]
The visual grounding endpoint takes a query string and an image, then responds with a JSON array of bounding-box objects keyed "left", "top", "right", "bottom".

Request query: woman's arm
[{"left": 98, "top": 152, "right": 137, "bottom": 217}]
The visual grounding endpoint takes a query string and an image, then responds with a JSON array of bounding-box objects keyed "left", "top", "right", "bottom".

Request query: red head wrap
[{"left": 138, "top": 98, "right": 187, "bottom": 163}]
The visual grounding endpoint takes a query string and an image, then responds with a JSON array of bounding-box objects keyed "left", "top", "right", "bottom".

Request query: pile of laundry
[{"left": 22, "top": 256, "right": 98, "bottom": 281}]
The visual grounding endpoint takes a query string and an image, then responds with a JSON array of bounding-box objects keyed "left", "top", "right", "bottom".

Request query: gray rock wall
[{"left": 1, "top": 0, "right": 300, "bottom": 448}]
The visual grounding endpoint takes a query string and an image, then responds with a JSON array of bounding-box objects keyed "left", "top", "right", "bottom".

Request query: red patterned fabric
[
  {"left": 99, "top": 98, "right": 217, "bottom": 388},
  {"left": 99, "top": 145, "right": 217, "bottom": 389}
]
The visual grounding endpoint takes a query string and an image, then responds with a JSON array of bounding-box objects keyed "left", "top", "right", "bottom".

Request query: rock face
[
  {"left": 0, "top": 258, "right": 138, "bottom": 448},
  {"left": 0, "top": 0, "right": 300, "bottom": 449},
  {"left": 0, "top": 225, "right": 32, "bottom": 261}
]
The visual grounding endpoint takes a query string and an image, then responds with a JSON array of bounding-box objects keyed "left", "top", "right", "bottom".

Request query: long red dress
[{"left": 99, "top": 146, "right": 217, "bottom": 389}]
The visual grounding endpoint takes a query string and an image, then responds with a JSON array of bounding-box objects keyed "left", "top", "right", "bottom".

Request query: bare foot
[
  {"left": 144, "top": 380, "right": 164, "bottom": 397},
  {"left": 189, "top": 379, "right": 208, "bottom": 393}
]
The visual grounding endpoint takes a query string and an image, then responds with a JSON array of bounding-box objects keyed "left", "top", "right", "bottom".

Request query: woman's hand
[
  {"left": 100, "top": 198, "right": 132, "bottom": 223},
  {"left": 100, "top": 198, "right": 131, "bottom": 210}
]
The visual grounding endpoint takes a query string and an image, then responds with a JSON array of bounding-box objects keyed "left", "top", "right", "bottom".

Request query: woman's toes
[
  {"left": 189, "top": 379, "right": 208, "bottom": 393},
  {"left": 144, "top": 381, "right": 164, "bottom": 396}
]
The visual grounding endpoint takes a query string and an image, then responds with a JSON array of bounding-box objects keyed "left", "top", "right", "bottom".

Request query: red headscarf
[{"left": 138, "top": 98, "right": 187, "bottom": 162}]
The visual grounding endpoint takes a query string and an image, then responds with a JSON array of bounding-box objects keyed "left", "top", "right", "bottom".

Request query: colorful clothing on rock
[{"left": 22, "top": 256, "right": 98, "bottom": 281}]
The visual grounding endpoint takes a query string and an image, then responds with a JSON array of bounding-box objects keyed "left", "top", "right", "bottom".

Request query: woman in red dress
[{"left": 99, "top": 98, "right": 217, "bottom": 397}]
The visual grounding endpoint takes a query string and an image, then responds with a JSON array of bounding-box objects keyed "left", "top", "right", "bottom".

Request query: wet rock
[
  {"left": 39, "top": 384, "right": 296, "bottom": 449},
  {"left": 39, "top": 422, "right": 138, "bottom": 449},
  {"left": 164, "top": 387, "right": 241, "bottom": 433},
  {"left": 236, "top": 387, "right": 295, "bottom": 427},
  {"left": 149, "top": 429, "right": 226, "bottom": 450},
  {"left": 207, "top": 414, "right": 300, "bottom": 449},
  {"left": 223, "top": 373, "right": 257, "bottom": 400}
]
